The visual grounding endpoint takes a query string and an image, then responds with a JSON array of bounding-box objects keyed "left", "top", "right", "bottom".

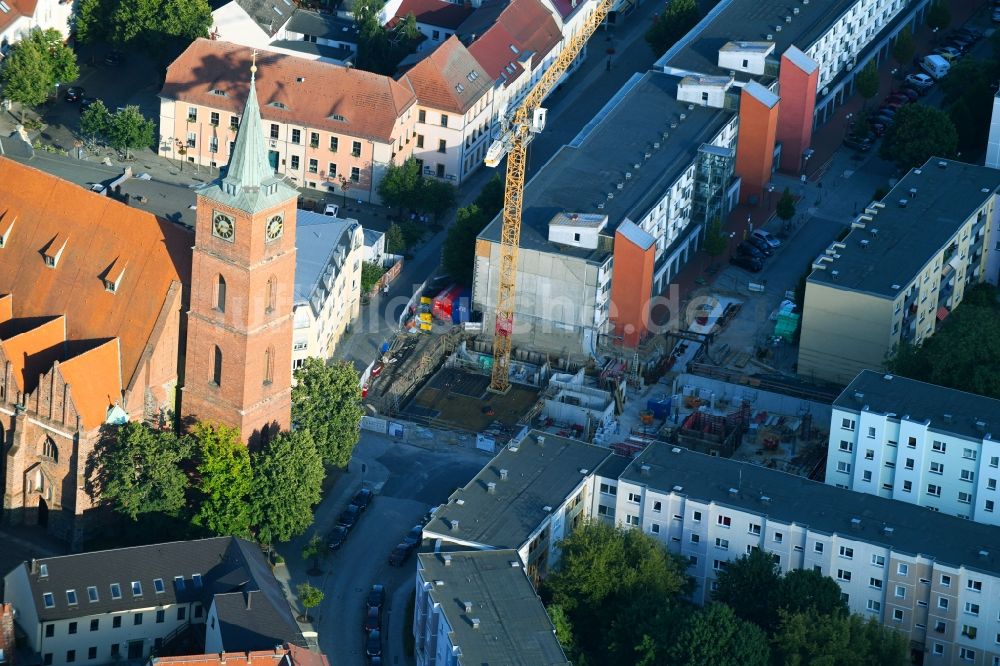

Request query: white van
[{"left": 920, "top": 54, "right": 951, "bottom": 79}]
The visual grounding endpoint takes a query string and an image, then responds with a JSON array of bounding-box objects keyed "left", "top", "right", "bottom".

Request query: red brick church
[{"left": 0, "top": 65, "right": 297, "bottom": 547}]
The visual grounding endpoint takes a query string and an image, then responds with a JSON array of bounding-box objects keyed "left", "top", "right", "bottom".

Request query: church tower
[{"left": 182, "top": 55, "right": 299, "bottom": 445}]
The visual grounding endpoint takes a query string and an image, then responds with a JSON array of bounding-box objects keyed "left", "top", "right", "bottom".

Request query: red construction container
[{"left": 432, "top": 284, "right": 463, "bottom": 321}]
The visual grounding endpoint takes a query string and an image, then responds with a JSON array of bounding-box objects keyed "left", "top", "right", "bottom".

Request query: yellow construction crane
[{"left": 484, "top": 0, "right": 613, "bottom": 392}]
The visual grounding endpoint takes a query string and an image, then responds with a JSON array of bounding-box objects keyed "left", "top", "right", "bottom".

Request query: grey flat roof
[
  {"left": 619, "top": 443, "right": 1000, "bottom": 578},
  {"left": 285, "top": 8, "right": 357, "bottom": 39},
  {"left": 662, "top": 0, "right": 866, "bottom": 78},
  {"left": 834, "top": 370, "right": 1000, "bottom": 442},
  {"left": 417, "top": 550, "right": 570, "bottom": 666},
  {"left": 425, "top": 432, "right": 611, "bottom": 549},
  {"left": 808, "top": 159, "right": 1000, "bottom": 296},
  {"left": 269, "top": 39, "right": 355, "bottom": 61},
  {"left": 478, "top": 71, "right": 733, "bottom": 262},
  {"left": 294, "top": 211, "right": 360, "bottom": 303}
]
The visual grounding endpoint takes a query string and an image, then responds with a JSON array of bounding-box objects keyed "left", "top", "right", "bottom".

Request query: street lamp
[{"left": 766, "top": 182, "right": 775, "bottom": 208}]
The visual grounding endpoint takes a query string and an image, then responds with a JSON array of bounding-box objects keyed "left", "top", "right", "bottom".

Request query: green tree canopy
[
  {"left": 360, "top": 261, "right": 385, "bottom": 294},
  {"left": 80, "top": 99, "right": 112, "bottom": 142},
  {"left": 296, "top": 582, "right": 324, "bottom": 620},
  {"left": 105, "top": 0, "right": 211, "bottom": 50},
  {"left": 0, "top": 29, "right": 79, "bottom": 120},
  {"left": 713, "top": 549, "right": 782, "bottom": 631},
  {"left": 108, "top": 105, "right": 156, "bottom": 159},
  {"left": 772, "top": 609, "right": 909, "bottom": 666},
  {"left": 855, "top": 61, "right": 880, "bottom": 103},
  {"left": 98, "top": 422, "right": 191, "bottom": 521},
  {"left": 74, "top": 0, "right": 113, "bottom": 44},
  {"left": 251, "top": 430, "right": 325, "bottom": 546},
  {"left": 385, "top": 223, "right": 406, "bottom": 254},
  {"left": 645, "top": 0, "right": 700, "bottom": 55},
  {"left": 421, "top": 179, "right": 457, "bottom": 220},
  {"left": 776, "top": 187, "right": 796, "bottom": 221},
  {"left": 667, "top": 603, "right": 771, "bottom": 666},
  {"left": 442, "top": 204, "right": 487, "bottom": 286},
  {"left": 377, "top": 158, "right": 423, "bottom": 210},
  {"left": 879, "top": 104, "right": 957, "bottom": 170},
  {"left": 939, "top": 59, "right": 1000, "bottom": 154},
  {"left": 292, "top": 358, "right": 363, "bottom": 467},
  {"left": 892, "top": 27, "right": 914, "bottom": 67},
  {"left": 191, "top": 422, "right": 253, "bottom": 538},
  {"left": 476, "top": 173, "right": 505, "bottom": 216},
  {"left": 926, "top": 0, "right": 950, "bottom": 30},
  {"left": 776, "top": 568, "right": 849, "bottom": 617},
  {"left": 703, "top": 217, "right": 728, "bottom": 257}
]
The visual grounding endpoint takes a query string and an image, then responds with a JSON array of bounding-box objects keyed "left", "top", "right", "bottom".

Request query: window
[
  {"left": 308, "top": 158, "right": 318, "bottom": 174},
  {"left": 927, "top": 484, "right": 942, "bottom": 497},
  {"left": 626, "top": 492, "right": 640, "bottom": 504},
  {"left": 898, "top": 563, "right": 908, "bottom": 576},
  {"left": 192, "top": 574, "right": 203, "bottom": 589},
  {"left": 265, "top": 276, "right": 277, "bottom": 313},
  {"left": 842, "top": 418, "right": 856, "bottom": 431},
  {"left": 290, "top": 155, "right": 300, "bottom": 170},
  {"left": 187, "top": 108, "right": 197, "bottom": 122},
  {"left": 112, "top": 616, "right": 121, "bottom": 629},
  {"left": 438, "top": 139, "right": 447, "bottom": 153},
  {"left": 230, "top": 115, "right": 239, "bottom": 130},
  {"left": 895, "top": 585, "right": 906, "bottom": 598},
  {"left": 960, "top": 648, "right": 976, "bottom": 662},
  {"left": 930, "top": 461, "right": 943, "bottom": 474},
  {"left": 989, "top": 479, "right": 997, "bottom": 491},
  {"left": 814, "top": 542, "right": 824, "bottom": 553},
  {"left": 867, "top": 427, "right": 876, "bottom": 439},
  {"left": 208, "top": 111, "right": 219, "bottom": 127},
  {"left": 309, "top": 132, "right": 319, "bottom": 148},
  {"left": 862, "top": 470, "right": 872, "bottom": 482},
  {"left": 693, "top": 511, "right": 702, "bottom": 522},
  {"left": 177, "top": 607, "right": 187, "bottom": 621},
  {"left": 351, "top": 167, "right": 360, "bottom": 182},
  {"left": 715, "top": 538, "right": 729, "bottom": 550},
  {"left": 650, "top": 524, "right": 660, "bottom": 534},
  {"left": 933, "top": 644, "right": 944, "bottom": 656},
  {"left": 652, "top": 501, "right": 662, "bottom": 512},
  {"left": 717, "top": 515, "right": 731, "bottom": 527},
  {"left": 67, "top": 622, "right": 77, "bottom": 635},
  {"left": 839, "top": 546, "right": 854, "bottom": 559},
  {"left": 748, "top": 523, "right": 761, "bottom": 535},
  {"left": 41, "top": 436, "right": 59, "bottom": 463},
  {"left": 44, "top": 655, "right": 52, "bottom": 666},
  {"left": 416, "top": 134, "right": 424, "bottom": 148},
  {"left": 131, "top": 581, "right": 142, "bottom": 596},
  {"left": 870, "top": 577, "right": 883, "bottom": 589},
  {"left": 688, "top": 555, "right": 697, "bottom": 566},
  {"left": 934, "top": 620, "right": 947, "bottom": 633},
  {"left": 690, "top": 534, "right": 700, "bottom": 544},
  {"left": 959, "top": 491, "right": 972, "bottom": 504},
  {"left": 90, "top": 619, "right": 99, "bottom": 632},
  {"left": 67, "top": 590, "right": 78, "bottom": 606},
  {"left": 864, "top": 448, "right": 874, "bottom": 460},
  {"left": 329, "top": 136, "right": 339, "bottom": 152},
  {"left": 625, "top": 514, "right": 639, "bottom": 526},
  {"left": 966, "top": 602, "right": 980, "bottom": 616},
  {"left": 837, "top": 461, "right": 851, "bottom": 474},
  {"left": 871, "top": 554, "right": 885, "bottom": 566},
  {"left": 269, "top": 124, "right": 279, "bottom": 139},
  {"left": 216, "top": 274, "right": 226, "bottom": 312},
  {"left": 418, "top": 110, "right": 426, "bottom": 123},
  {"left": 938, "top": 597, "right": 950, "bottom": 610},
  {"left": 263, "top": 346, "right": 275, "bottom": 385},
  {"left": 891, "top": 608, "right": 903, "bottom": 621},
  {"left": 773, "top": 532, "right": 783, "bottom": 544},
  {"left": 212, "top": 346, "right": 223, "bottom": 387},
  {"left": 440, "top": 114, "right": 448, "bottom": 127},
  {"left": 908, "top": 436, "right": 917, "bottom": 448},
  {"left": 436, "top": 163, "right": 445, "bottom": 178},
  {"left": 867, "top": 599, "right": 880, "bottom": 612},
  {"left": 903, "top": 480, "right": 912, "bottom": 492},
  {"left": 992, "top": 456, "right": 999, "bottom": 468},
  {"left": 963, "top": 625, "right": 978, "bottom": 639},
  {"left": 153, "top": 578, "right": 165, "bottom": 594},
  {"left": 599, "top": 483, "right": 616, "bottom": 496},
  {"left": 290, "top": 129, "right": 301, "bottom": 145},
  {"left": 839, "top": 440, "right": 853, "bottom": 452},
  {"left": 110, "top": 645, "right": 120, "bottom": 659},
  {"left": 45, "top": 624, "right": 54, "bottom": 637},
  {"left": 67, "top": 650, "right": 75, "bottom": 663},
  {"left": 134, "top": 613, "right": 143, "bottom": 626},
  {"left": 987, "top": 500, "right": 996, "bottom": 512},
  {"left": 932, "top": 440, "right": 946, "bottom": 453},
  {"left": 712, "top": 559, "right": 725, "bottom": 571},
  {"left": 88, "top": 647, "right": 97, "bottom": 660},
  {"left": 964, "top": 448, "right": 977, "bottom": 460},
  {"left": 156, "top": 610, "right": 165, "bottom": 624},
  {"left": 43, "top": 593, "right": 54, "bottom": 608},
  {"left": 837, "top": 569, "right": 852, "bottom": 582},
  {"left": 961, "top": 469, "right": 975, "bottom": 482},
  {"left": 352, "top": 141, "right": 362, "bottom": 157},
  {"left": 904, "top": 458, "right": 914, "bottom": 470},
  {"left": 968, "top": 579, "right": 983, "bottom": 592}
]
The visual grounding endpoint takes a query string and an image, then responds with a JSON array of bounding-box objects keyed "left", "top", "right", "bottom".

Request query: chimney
[
  {"left": 850, "top": 517, "right": 862, "bottom": 529},
  {"left": 463, "top": 601, "right": 473, "bottom": 612},
  {"left": 728, "top": 487, "right": 739, "bottom": 498},
  {"left": 471, "top": 618, "right": 481, "bottom": 629},
  {"left": 979, "top": 549, "right": 990, "bottom": 559},
  {"left": 536, "top": 435, "right": 545, "bottom": 446},
  {"left": 640, "top": 464, "right": 651, "bottom": 476},
  {"left": 443, "top": 554, "right": 452, "bottom": 566},
  {"left": 450, "top": 519, "right": 459, "bottom": 531},
  {"left": 500, "top": 468, "right": 508, "bottom": 480},
  {"left": 487, "top": 482, "right": 496, "bottom": 494}
]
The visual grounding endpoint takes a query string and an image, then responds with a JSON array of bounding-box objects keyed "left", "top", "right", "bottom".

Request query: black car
[
  {"left": 729, "top": 255, "right": 763, "bottom": 273},
  {"left": 736, "top": 241, "right": 764, "bottom": 259},
  {"left": 363, "top": 605, "right": 381, "bottom": 632},
  {"left": 388, "top": 543, "right": 412, "bottom": 566},
  {"left": 366, "top": 584, "right": 385, "bottom": 609},
  {"left": 352, "top": 487, "right": 374, "bottom": 512},
  {"left": 746, "top": 235, "right": 774, "bottom": 256},
  {"left": 327, "top": 525, "right": 348, "bottom": 550},
  {"left": 402, "top": 524, "right": 423, "bottom": 548},
  {"left": 64, "top": 86, "right": 85, "bottom": 102},
  {"left": 843, "top": 136, "right": 872, "bottom": 152},
  {"left": 337, "top": 504, "right": 361, "bottom": 529},
  {"left": 366, "top": 629, "right": 382, "bottom": 657},
  {"left": 104, "top": 51, "right": 124, "bottom": 66}
]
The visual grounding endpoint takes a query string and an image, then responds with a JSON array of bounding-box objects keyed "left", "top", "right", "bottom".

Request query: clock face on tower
[
  {"left": 266, "top": 213, "right": 284, "bottom": 242},
  {"left": 213, "top": 212, "right": 235, "bottom": 242}
]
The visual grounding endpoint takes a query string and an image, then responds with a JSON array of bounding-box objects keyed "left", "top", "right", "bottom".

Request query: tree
[
  {"left": 475, "top": 173, "right": 505, "bottom": 217},
  {"left": 667, "top": 603, "right": 770, "bottom": 666},
  {"left": 776, "top": 187, "right": 796, "bottom": 222},
  {"left": 296, "top": 582, "right": 324, "bottom": 622},
  {"left": 926, "top": 0, "right": 950, "bottom": 31},
  {"left": 880, "top": 104, "right": 957, "bottom": 170},
  {"left": 98, "top": 422, "right": 190, "bottom": 521},
  {"left": 776, "top": 568, "right": 848, "bottom": 618},
  {"left": 80, "top": 99, "right": 112, "bottom": 143},
  {"left": 712, "top": 549, "right": 782, "bottom": 631},
  {"left": 420, "top": 179, "right": 457, "bottom": 220},
  {"left": 360, "top": 261, "right": 385, "bottom": 294},
  {"left": 703, "top": 217, "right": 728, "bottom": 257},
  {"left": 547, "top": 604, "right": 576, "bottom": 658},
  {"left": 855, "top": 61, "right": 880, "bottom": 105},
  {"left": 191, "top": 422, "right": 253, "bottom": 538},
  {"left": 892, "top": 26, "right": 914, "bottom": 67},
  {"left": 385, "top": 223, "right": 406, "bottom": 254},
  {"left": 442, "top": 204, "right": 487, "bottom": 286},
  {"left": 772, "top": 610, "right": 909, "bottom": 666},
  {"left": 109, "top": 0, "right": 211, "bottom": 51},
  {"left": 292, "top": 358, "right": 363, "bottom": 467},
  {"left": 74, "top": 0, "right": 112, "bottom": 44},
  {"left": 301, "top": 533, "right": 327, "bottom": 575},
  {"left": 377, "top": 158, "right": 423, "bottom": 210},
  {"left": 645, "top": 0, "right": 700, "bottom": 55},
  {"left": 0, "top": 28, "right": 79, "bottom": 121},
  {"left": 251, "top": 430, "right": 325, "bottom": 546},
  {"left": 108, "top": 105, "right": 155, "bottom": 159},
  {"left": 939, "top": 59, "right": 1000, "bottom": 154}
]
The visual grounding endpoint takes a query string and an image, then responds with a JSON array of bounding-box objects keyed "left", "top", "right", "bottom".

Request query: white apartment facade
[
  {"left": 826, "top": 371, "right": 1000, "bottom": 525},
  {"left": 0, "top": 0, "right": 73, "bottom": 55}
]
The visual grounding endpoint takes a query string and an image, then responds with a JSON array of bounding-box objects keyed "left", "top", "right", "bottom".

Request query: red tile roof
[
  {"left": 57, "top": 338, "right": 122, "bottom": 430},
  {"left": 0, "top": 158, "right": 191, "bottom": 394},
  {"left": 0, "top": 294, "right": 11, "bottom": 323},
  {"left": 0, "top": 315, "right": 65, "bottom": 394},
  {"left": 0, "top": 0, "right": 37, "bottom": 35},
  {"left": 496, "top": 0, "right": 561, "bottom": 63},
  {"left": 152, "top": 645, "right": 329, "bottom": 666},
  {"left": 404, "top": 36, "right": 492, "bottom": 113},
  {"left": 162, "top": 39, "right": 416, "bottom": 143},
  {"left": 389, "top": 0, "right": 473, "bottom": 29},
  {"left": 467, "top": 23, "right": 524, "bottom": 84}
]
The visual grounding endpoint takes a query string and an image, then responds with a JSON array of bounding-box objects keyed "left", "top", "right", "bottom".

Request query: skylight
[
  {"left": 38, "top": 564, "right": 48, "bottom": 578},
  {"left": 455, "top": 83, "right": 464, "bottom": 93},
  {"left": 110, "top": 583, "right": 122, "bottom": 600},
  {"left": 66, "top": 590, "right": 78, "bottom": 605},
  {"left": 174, "top": 576, "right": 186, "bottom": 592},
  {"left": 153, "top": 578, "right": 165, "bottom": 594},
  {"left": 131, "top": 581, "right": 142, "bottom": 596},
  {"left": 87, "top": 586, "right": 99, "bottom": 603},
  {"left": 0, "top": 2, "right": 11, "bottom": 13},
  {"left": 509, "top": 44, "right": 519, "bottom": 54},
  {"left": 42, "top": 593, "right": 54, "bottom": 609}
]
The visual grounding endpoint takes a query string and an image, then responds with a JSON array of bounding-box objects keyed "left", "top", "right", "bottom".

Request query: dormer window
[
  {"left": 455, "top": 83, "right": 464, "bottom": 93},
  {"left": 42, "top": 235, "right": 67, "bottom": 268},
  {"left": 103, "top": 258, "right": 127, "bottom": 293},
  {"left": 210, "top": 89, "right": 227, "bottom": 96},
  {"left": 38, "top": 563, "right": 48, "bottom": 578},
  {"left": 0, "top": 213, "right": 13, "bottom": 247},
  {"left": 269, "top": 101, "right": 288, "bottom": 110},
  {"left": 329, "top": 114, "right": 346, "bottom": 122}
]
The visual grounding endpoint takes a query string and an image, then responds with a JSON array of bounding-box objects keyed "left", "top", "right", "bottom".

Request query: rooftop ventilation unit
[
  {"left": 914, "top": 168, "right": 922, "bottom": 174},
  {"left": 793, "top": 7, "right": 800, "bottom": 13},
  {"left": 728, "top": 487, "right": 739, "bottom": 497},
  {"left": 536, "top": 435, "right": 545, "bottom": 445},
  {"left": 775, "top": 24, "right": 782, "bottom": 31},
  {"left": 831, "top": 270, "right": 839, "bottom": 279},
  {"left": 766, "top": 34, "right": 773, "bottom": 40},
  {"left": 625, "top": 172, "right": 632, "bottom": 179},
  {"left": 850, "top": 517, "right": 862, "bottom": 529},
  {"left": 500, "top": 468, "right": 508, "bottom": 480},
  {"left": 463, "top": 601, "right": 473, "bottom": 612},
  {"left": 760, "top": 495, "right": 771, "bottom": 504},
  {"left": 871, "top": 228, "right": 879, "bottom": 237},
  {"left": 455, "top": 498, "right": 465, "bottom": 506},
  {"left": 597, "top": 202, "right": 606, "bottom": 210},
  {"left": 980, "top": 550, "right": 990, "bottom": 559},
  {"left": 634, "top": 162, "right": 642, "bottom": 169},
  {"left": 909, "top": 187, "right": 918, "bottom": 198},
  {"left": 450, "top": 519, "right": 459, "bottom": 530},
  {"left": 607, "top": 192, "right": 615, "bottom": 200},
  {"left": 670, "top": 122, "right": 678, "bottom": 129},
  {"left": 487, "top": 482, "right": 496, "bottom": 493},
  {"left": 898, "top": 199, "right": 908, "bottom": 207},
  {"left": 641, "top": 464, "right": 651, "bottom": 475},
  {"left": 882, "top": 525, "right": 894, "bottom": 535},
  {"left": 671, "top": 447, "right": 682, "bottom": 454},
  {"left": 617, "top": 182, "right": 624, "bottom": 190},
  {"left": 579, "top": 468, "right": 589, "bottom": 475},
  {"left": 542, "top": 505, "right": 553, "bottom": 512},
  {"left": 471, "top": 618, "right": 481, "bottom": 629},
  {"left": 891, "top": 284, "right": 900, "bottom": 290},
  {"left": 860, "top": 239, "right": 869, "bottom": 249},
  {"left": 785, "top": 14, "right": 792, "bottom": 22},
  {"left": 983, "top": 187, "right": 992, "bottom": 193},
  {"left": 679, "top": 113, "right": 687, "bottom": 121},
  {"left": 938, "top": 160, "right": 948, "bottom": 168},
  {"left": 687, "top": 104, "right": 694, "bottom": 111},
  {"left": 672, "top": 485, "right": 683, "bottom": 492},
  {"left": 653, "top": 141, "right": 660, "bottom": 149},
  {"left": 444, "top": 555, "right": 452, "bottom": 566}
]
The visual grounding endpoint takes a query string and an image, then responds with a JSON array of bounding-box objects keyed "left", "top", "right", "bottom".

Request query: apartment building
[
  {"left": 405, "top": 36, "right": 495, "bottom": 184},
  {"left": 2, "top": 538, "right": 303, "bottom": 666},
  {"left": 0, "top": 0, "right": 72, "bottom": 55},
  {"left": 381, "top": 0, "right": 473, "bottom": 50},
  {"left": 413, "top": 550, "right": 570, "bottom": 666},
  {"left": 798, "top": 159, "right": 1000, "bottom": 385},
  {"left": 825, "top": 371, "right": 1000, "bottom": 525},
  {"left": 473, "top": 70, "right": 739, "bottom": 356},
  {"left": 292, "top": 212, "right": 365, "bottom": 366},
  {"left": 594, "top": 443, "right": 1000, "bottom": 665},
  {"left": 159, "top": 39, "right": 417, "bottom": 203},
  {"left": 422, "top": 431, "right": 610, "bottom": 584}
]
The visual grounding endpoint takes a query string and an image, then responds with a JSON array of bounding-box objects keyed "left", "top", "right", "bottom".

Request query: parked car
[
  {"left": 323, "top": 203, "right": 340, "bottom": 216},
  {"left": 366, "top": 584, "right": 385, "bottom": 609},
  {"left": 879, "top": 100, "right": 902, "bottom": 111},
  {"left": 366, "top": 629, "right": 382, "bottom": 658},
  {"left": 746, "top": 235, "right": 774, "bottom": 256},
  {"left": 363, "top": 606, "right": 381, "bottom": 633},
  {"left": 954, "top": 27, "right": 982, "bottom": 41},
  {"left": 750, "top": 229, "right": 781, "bottom": 247},
  {"left": 388, "top": 543, "right": 412, "bottom": 566},
  {"left": 327, "top": 525, "right": 348, "bottom": 550},
  {"left": 736, "top": 241, "right": 764, "bottom": 259},
  {"left": 337, "top": 504, "right": 361, "bottom": 529},
  {"left": 885, "top": 93, "right": 911, "bottom": 105},
  {"left": 64, "top": 86, "right": 85, "bottom": 102},
  {"left": 905, "top": 72, "right": 934, "bottom": 90},
  {"left": 352, "top": 487, "right": 373, "bottom": 512},
  {"left": 729, "top": 255, "right": 763, "bottom": 273},
  {"left": 931, "top": 47, "right": 959, "bottom": 62},
  {"left": 402, "top": 524, "right": 423, "bottom": 548},
  {"left": 843, "top": 136, "right": 872, "bottom": 152},
  {"left": 104, "top": 51, "right": 124, "bottom": 66},
  {"left": 897, "top": 88, "right": 919, "bottom": 102},
  {"left": 877, "top": 105, "right": 898, "bottom": 117}
]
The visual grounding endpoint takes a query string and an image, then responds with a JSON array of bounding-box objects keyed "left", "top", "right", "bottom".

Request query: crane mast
[{"left": 485, "top": 0, "right": 613, "bottom": 392}]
